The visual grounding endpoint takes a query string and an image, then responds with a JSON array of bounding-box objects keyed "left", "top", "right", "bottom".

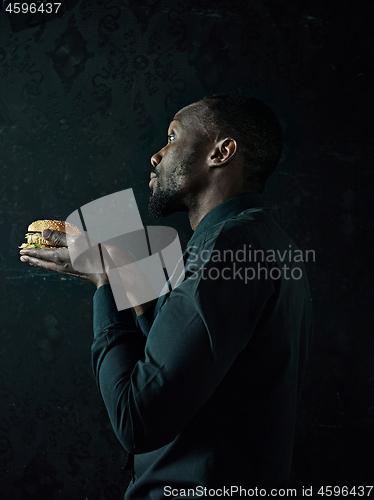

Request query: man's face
[{"left": 148, "top": 103, "right": 213, "bottom": 219}]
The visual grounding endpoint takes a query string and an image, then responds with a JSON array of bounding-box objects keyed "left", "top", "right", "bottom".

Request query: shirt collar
[{"left": 187, "top": 191, "right": 264, "bottom": 247}]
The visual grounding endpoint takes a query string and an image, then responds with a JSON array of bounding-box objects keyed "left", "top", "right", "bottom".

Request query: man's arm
[
  {"left": 92, "top": 283, "right": 212, "bottom": 453},
  {"left": 91, "top": 249, "right": 274, "bottom": 455}
]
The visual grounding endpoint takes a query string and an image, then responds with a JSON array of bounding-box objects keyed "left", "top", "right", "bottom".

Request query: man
[{"left": 20, "top": 94, "right": 313, "bottom": 498}]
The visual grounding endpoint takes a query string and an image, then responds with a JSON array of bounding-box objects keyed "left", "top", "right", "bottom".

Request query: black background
[{"left": 0, "top": 0, "right": 373, "bottom": 498}]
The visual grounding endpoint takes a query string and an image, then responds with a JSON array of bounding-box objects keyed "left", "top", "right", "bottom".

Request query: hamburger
[{"left": 19, "top": 220, "right": 81, "bottom": 249}]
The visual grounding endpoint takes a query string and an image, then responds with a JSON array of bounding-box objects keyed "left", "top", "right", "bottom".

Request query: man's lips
[{"left": 149, "top": 173, "right": 157, "bottom": 188}]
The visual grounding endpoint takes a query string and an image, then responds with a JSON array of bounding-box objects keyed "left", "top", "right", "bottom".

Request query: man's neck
[{"left": 188, "top": 187, "right": 252, "bottom": 231}]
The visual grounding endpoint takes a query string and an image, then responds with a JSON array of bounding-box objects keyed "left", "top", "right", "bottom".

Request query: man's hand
[
  {"left": 19, "top": 229, "right": 110, "bottom": 289},
  {"left": 104, "top": 244, "right": 157, "bottom": 316},
  {"left": 20, "top": 230, "right": 157, "bottom": 314}
]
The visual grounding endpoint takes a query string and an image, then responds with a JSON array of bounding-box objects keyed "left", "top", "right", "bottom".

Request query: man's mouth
[{"left": 149, "top": 172, "right": 157, "bottom": 189}]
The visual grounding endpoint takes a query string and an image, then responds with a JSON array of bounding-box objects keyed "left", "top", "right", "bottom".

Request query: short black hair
[{"left": 200, "top": 93, "right": 283, "bottom": 192}]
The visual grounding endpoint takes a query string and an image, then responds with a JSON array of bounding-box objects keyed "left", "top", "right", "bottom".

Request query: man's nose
[{"left": 151, "top": 149, "right": 162, "bottom": 167}]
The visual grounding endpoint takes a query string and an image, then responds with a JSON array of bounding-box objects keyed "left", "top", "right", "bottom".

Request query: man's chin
[
  {"left": 148, "top": 196, "right": 172, "bottom": 219},
  {"left": 148, "top": 189, "right": 182, "bottom": 219}
]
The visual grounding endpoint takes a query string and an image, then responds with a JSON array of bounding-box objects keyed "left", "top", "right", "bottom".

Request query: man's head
[
  {"left": 148, "top": 94, "right": 282, "bottom": 219},
  {"left": 198, "top": 94, "right": 283, "bottom": 192},
  {"left": 148, "top": 101, "right": 215, "bottom": 219}
]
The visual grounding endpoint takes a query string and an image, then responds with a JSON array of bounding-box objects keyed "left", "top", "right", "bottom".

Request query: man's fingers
[
  {"left": 19, "top": 247, "right": 63, "bottom": 262},
  {"left": 42, "top": 229, "right": 68, "bottom": 246},
  {"left": 19, "top": 254, "right": 63, "bottom": 272}
]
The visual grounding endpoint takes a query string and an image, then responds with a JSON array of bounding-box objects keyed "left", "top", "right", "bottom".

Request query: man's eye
[{"left": 168, "top": 134, "right": 175, "bottom": 142}]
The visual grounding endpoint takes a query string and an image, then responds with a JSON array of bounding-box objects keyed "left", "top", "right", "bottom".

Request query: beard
[{"left": 148, "top": 185, "right": 184, "bottom": 219}]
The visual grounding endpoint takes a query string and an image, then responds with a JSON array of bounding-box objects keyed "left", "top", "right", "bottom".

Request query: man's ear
[{"left": 208, "top": 138, "right": 237, "bottom": 167}]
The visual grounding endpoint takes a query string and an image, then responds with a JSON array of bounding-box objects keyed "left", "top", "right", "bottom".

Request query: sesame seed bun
[{"left": 27, "top": 220, "right": 81, "bottom": 234}]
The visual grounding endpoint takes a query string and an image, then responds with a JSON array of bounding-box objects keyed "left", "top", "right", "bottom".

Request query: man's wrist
[
  {"left": 133, "top": 299, "right": 157, "bottom": 317},
  {"left": 96, "top": 275, "right": 110, "bottom": 289}
]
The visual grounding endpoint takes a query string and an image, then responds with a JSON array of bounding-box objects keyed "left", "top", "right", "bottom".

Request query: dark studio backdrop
[{"left": 0, "top": 0, "right": 373, "bottom": 498}]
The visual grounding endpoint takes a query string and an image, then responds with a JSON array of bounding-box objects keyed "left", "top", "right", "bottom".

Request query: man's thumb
[{"left": 42, "top": 229, "right": 67, "bottom": 246}]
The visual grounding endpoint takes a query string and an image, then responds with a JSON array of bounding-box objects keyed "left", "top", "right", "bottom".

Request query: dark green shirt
[{"left": 92, "top": 192, "right": 313, "bottom": 499}]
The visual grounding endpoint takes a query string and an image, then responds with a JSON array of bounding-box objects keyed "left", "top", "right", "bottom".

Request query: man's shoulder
[
  {"left": 212, "top": 207, "right": 281, "bottom": 249},
  {"left": 187, "top": 206, "right": 294, "bottom": 260}
]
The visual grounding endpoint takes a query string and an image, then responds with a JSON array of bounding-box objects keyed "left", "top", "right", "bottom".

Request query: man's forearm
[{"left": 92, "top": 284, "right": 147, "bottom": 451}]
